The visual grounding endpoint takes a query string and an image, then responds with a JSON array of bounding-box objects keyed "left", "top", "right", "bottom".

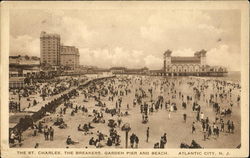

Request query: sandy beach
[{"left": 11, "top": 75, "right": 241, "bottom": 148}]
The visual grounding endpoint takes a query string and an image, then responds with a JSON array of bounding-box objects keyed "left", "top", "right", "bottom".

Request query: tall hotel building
[
  {"left": 40, "top": 31, "right": 61, "bottom": 66},
  {"left": 40, "top": 31, "right": 80, "bottom": 69}
]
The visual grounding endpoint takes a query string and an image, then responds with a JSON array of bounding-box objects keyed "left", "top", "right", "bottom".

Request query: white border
[{"left": 1, "top": 1, "right": 249, "bottom": 158}]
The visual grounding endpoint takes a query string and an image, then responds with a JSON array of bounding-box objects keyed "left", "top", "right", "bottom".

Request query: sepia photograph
[{"left": 1, "top": 1, "right": 249, "bottom": 158}]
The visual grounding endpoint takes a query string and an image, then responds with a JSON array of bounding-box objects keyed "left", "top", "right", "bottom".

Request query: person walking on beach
[
  {"left": 231, "top": 121, "right": 235, "bottom": 133},
  {"left": 192, "top": 122, "right": 196, "bottom": 134},
  {"left": 216, "top": 126, "right": 220, "bottom": 137},
  {"left": 33, "top": 125, "right": 38, "bottom": 136},
  {"left": 202, "top": 121, "right": 205, "bottom": 132},
  {"left": 220, "top": 120, "right": 224, "bottom": 132},
  {"left": 135, "top": 135, "right": 139, "bottom": 148},
  {"left": 117, "top": 117, "right": 122, "bottom": 127},
  {"left": 227, "top": 120, "right": 231, "bottom": 133},
  {"left": 196, "top": 112, "right": 200, "bottom": 122},
  {"left": 203, "top": 131, "right": 207, "bottom": 141},
  {"left": 130, "top": 134, "right": 135, "bottom": 148},
  {"left": 207, "top": 125, "right": 211, "bottom": 138},
  {"left": 49, "top": 126, "right": 54, "bottom": 141},
  {"left": 44, "top": 125, "right": 49, "bottom": 140},
  {"left": 183, "top": 113, "right": 187, "bottom": 123},
  {"left": 146, "top": 127, "right": 149, "bottom": 142}
]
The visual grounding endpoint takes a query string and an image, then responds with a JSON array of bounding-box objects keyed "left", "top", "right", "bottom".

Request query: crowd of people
[
  {"left": 9, "top": 76, "right": 86, "bottom": 112},
  {"left": 9, "top": 74, "right": 241, "bottom": 148}
]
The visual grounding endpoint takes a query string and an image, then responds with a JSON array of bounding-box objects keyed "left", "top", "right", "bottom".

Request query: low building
[
  {"left": 9, "top": 77, "right": 25, "bottom": 89},
  {"left": 60, "top": 45, "right": 80, "bottom": 70},
  {"left": 9, "top": 68, "right": 20, "bottom": 77},
  {"left": 125, "top": 67, "right": 149, "bottom": 75},
  {"left": 110, "top": 67, "right": 127, "bottom": 74},
  {"left": 149, "top": 70, "right": 165, "bottom": 76},
  {"left": 163, "top": 49, "right": 227, "bottom": 76},
  {"left": 9, "top": 56, "right": 41, "bottom": 77}
]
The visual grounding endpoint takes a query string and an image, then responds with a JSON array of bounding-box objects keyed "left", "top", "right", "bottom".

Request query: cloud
[
  {"left": 10, "top": 35, "right": 39, "bottom": 56},
  {"left": 167, "top": 45, "right": 240, "bottom": 71},
  {"left": 45, "top": 15, "right": 96, "bottom": 47},
  {"left": 144, "top": 55, "right": 162, "bottom": 69},
  {"left": 79, "top": 47, "right": 164, "bottom": 69},
  {"left": 207, "top": 44, "right": 240, "bottom": 71},
  {"left": 140, "top": 10, "right": 224, "bottom": 51},
  {"left": 9, "top": 9, "right": 241, "bottom": 70}
]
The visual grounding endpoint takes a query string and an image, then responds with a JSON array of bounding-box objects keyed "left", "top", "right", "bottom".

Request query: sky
[{"left": 10, "top": 9, "right": 241, "bottom": 71}]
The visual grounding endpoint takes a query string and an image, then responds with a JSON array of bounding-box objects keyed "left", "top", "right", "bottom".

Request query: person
[
  {"left": 196, "top": 112, "right": 200, "bottom": 122},
  {"left": 83, "top": 124, "right": 89, "bottom": 132},
  {"left": 10, "top": 131, "right": 16, "bottom": 144},
  {"left": 107, "top": 137, "right": 112, "bottom": 146},
  {"left": 95, "top": 140, "right": 104, "bottom": 148},
  {"left": 115, "top": 135, "right": 121, "bottom": 146},
  {"left": 163, "top": 133, "right": 167, "bottom": 144},
  {"left": 71, "top": 110, "right": 75, "bottom": 116},
  {"left": 66, "top": 136, "right": 73, "bottom": 145},
  {"left": 117, "top": 118, "right": 122, "bottom": 127},
  {"left": 145, "top": 115, "right": 148, "bottom": 123},
  {"left": 66, "top": 136, "right": 78, "bottom": 145},
  {"left": 213, "top": 123, "right": 217, "bottom": 135},
  {"left": 130, "top": 134, "right": 135, "bottom": 148},
  {"left": 201, "top": 121, "right": 205, "bottom": 132},
  {"left": 135, "top": 135, "right": 139, "bottom": 148},
  {"left": 200, "top": 112, "right": 204, "bottom": 122},
  {"left": 33, "top": 125, "right": 38, "bottom": 136},
  {"left": 227, "top": 120, "right": 231, "bottom": 133},
  {"left": 44, "top": 125, "right": 49, "bottom": 140},
  {"left": 38, "top": 121, "right": 43, "bottom": 133},
  {"left": 154, "top": 142, "right": 159, "bottom": 148},
  {"left": 168, "top": 111, "right": 171, "bottom": 119},
  {"left": 205, "top": 117, "right": 209, "bottom": 124},
  {"left": 34, "top": 143, "right": 39, "bottom": 148},
  {"left": 88, "top": 122, "right": 94, "bottom": 129},
  {"left": 78, "top": 124, "right": 83, "bottom": 131},
  {"left": 183, "top": 113, "right": 187, "bottom": 123},
  {"left": 146, "top": 127, "right": 149, "bottom": 142},
  {"left": 182, "top": 102, "right": 186, "bottom": 109},
  {"left": 192, "top": 102, "right": 195, "bottom": 111},
  {"left": 208, "top": 125, "right": 212, "bottom": 138},
  {"left": 89, "top": 137, "right": 95, "bottom": 145},
  {"left": 160, "top": 137, "right": 165, "bottom": 148},
  {"left": 16, "top": 130, "right": 22, "bottom": 146},
  {"left": 231, "top": 121, "right": 235, "bottom": 133},
  {"left": 190, "top": 139, "right": 202, "bottom": 148},
  {"left": 220, "top": 121, "right": 224, "bottom": 132},
  {"left": 216, "top": 126, "right": 220, "bottom": 137},
  {"left": 49, "top": 126, "right": 54, "bottom": 141},
  {"left": 203, "top": 131, "right": 207, "bottom": 141},
  {"left": 192, "top": 122, "right": 196, "bottom": 134}
]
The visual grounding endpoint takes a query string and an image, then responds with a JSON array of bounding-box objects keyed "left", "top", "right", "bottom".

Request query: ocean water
[
  {"left": 222, "top": 71, "right": 241, "bottom": 82},
  {"left": 188, "top": 71, "right": 241, "bottom": 83}
]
